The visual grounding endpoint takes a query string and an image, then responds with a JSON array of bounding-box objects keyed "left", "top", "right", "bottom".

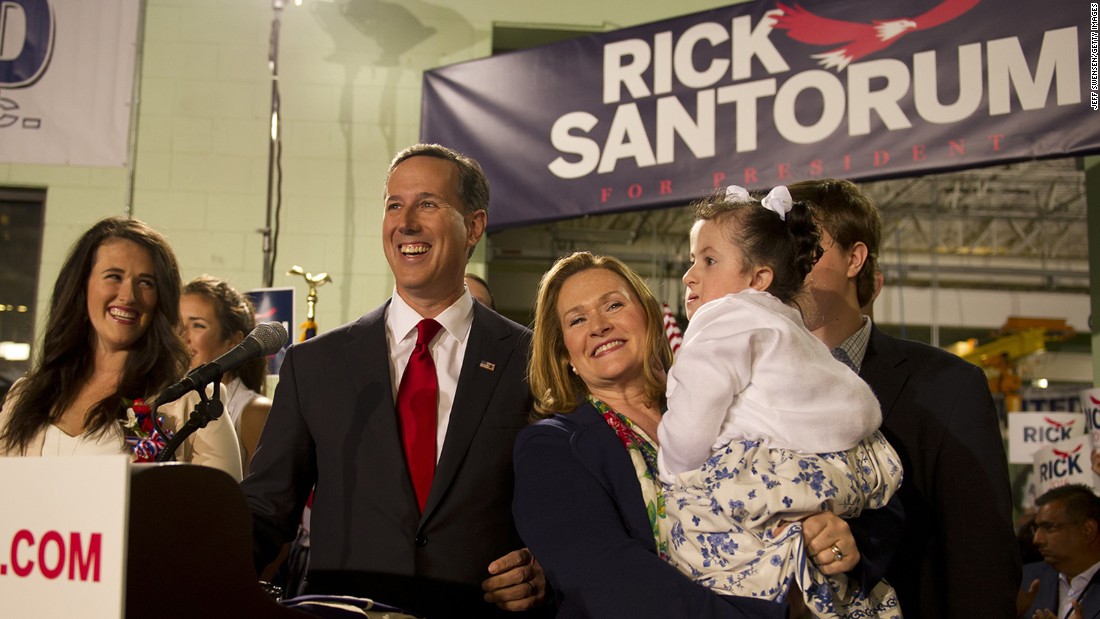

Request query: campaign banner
[
  {"left": 1032, "top": 434, "right": 1098, "bottom": 497},
  {"left": 422, "top": 0, "right": 1100, "bottom": 230},
  {"left": 0, "top": 455, "right": 130, "bottom": 618},
  {"left": 1018, "top": 383, "right": 1089, "bottom": 413},
  {"left": 1008, "top": 411, "right": 1086, "bottom": 464},
  {"left": 1082, "top": 387, "right": 1100, "bottom": 446},
  {"left": 0, "top": 0, "right": 141, "bottom": 166}
]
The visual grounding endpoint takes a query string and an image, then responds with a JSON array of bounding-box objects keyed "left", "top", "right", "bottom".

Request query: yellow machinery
[{"left": 946, "top": 317, "right": 1076, "bottom": 412}]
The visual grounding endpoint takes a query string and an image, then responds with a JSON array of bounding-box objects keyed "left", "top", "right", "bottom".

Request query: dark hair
[
  {"left": 787, "top": 179, "right": 881, "bottom": 307},
  {"left": 692, "top": 187, "right": 822, "bottom": 304},
  {"left": 182, "top": 275, "right": 265, "bottom": 394},
  {"left": 0, "top": 217, "right": 189, "bottom": 453},
  {"left": 1036, "top": 484, "right": 1100, "bottom": 526},
  {"left": 464, "top": 273, "right": 496, "bottom": 310},
  {"left": 529, "top": 252, "right": 672, "bottom": 416},
  {"left": 386, "top": 143, "right": 490, "bottom": 216}
]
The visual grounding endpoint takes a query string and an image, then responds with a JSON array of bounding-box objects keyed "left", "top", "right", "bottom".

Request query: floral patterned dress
[{"left": 661, "top": 431, "right": 903, "bottom": 619}]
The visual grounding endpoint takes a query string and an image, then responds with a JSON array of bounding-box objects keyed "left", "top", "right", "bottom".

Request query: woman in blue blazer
[{"left": 513, "top": 252, "right": 897, "bottom": 618}]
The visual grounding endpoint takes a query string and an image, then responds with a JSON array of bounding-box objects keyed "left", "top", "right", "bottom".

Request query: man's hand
[
  {"left": 1016, "top": 578, "right": 1040, "bottom": 618},
  {"left": 482, "top": 548, "right": 547, "bottom": 611},
  {"left": 1032, "top": 600, "right": 1081, "bottom": 619},
  {"left": 802, "top": 512, "right": 860, "bottom": 575}
]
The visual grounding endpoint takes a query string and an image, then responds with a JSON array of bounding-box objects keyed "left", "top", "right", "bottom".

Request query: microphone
[{"left": 156, "top": 321, "right": 288, "bottom": 407}]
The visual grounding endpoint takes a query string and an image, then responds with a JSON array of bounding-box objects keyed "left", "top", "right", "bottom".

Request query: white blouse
[
  {"left": 0, "top": 379, "right": 243, "bottom": 481},
  {"left": 41, "top": 424, "right": 123, "bottom": 456}
]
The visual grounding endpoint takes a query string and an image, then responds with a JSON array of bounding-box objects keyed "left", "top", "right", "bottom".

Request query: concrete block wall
[{"left": 3, "top": 0, "right": 742, "bottom": 338}]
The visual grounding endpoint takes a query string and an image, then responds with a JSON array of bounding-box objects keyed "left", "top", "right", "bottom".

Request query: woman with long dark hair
[
  {"left": 0, "top": 217, "right": 241, "bottom": 479},
  {"left": 181, "top": 274, "right": 272, "bottom": 467}
]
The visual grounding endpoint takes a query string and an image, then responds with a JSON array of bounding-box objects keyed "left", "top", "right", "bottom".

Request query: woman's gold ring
[{"left": 831, "top": 544, "right": 844, "bottom": 562}]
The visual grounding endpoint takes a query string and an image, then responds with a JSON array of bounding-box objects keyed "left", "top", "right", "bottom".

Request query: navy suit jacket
[
  {"left": 1021, "top": 561, "right": 1100, "bottom": 619},
  {"left": 242, "top": 301, "right": 534, "bottom": 616},
  {"left": 861, "top": 325, "right": 1020, "bottom": 618}
]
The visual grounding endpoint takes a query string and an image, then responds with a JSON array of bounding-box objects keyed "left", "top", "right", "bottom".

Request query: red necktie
[{"left": 397, "top": 318, "right": 443, "bottom": 512}]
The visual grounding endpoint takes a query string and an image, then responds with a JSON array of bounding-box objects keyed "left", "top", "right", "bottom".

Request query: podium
[
  {"left": 0, "top": 457, "right": 307, "bottom": 618},
  {"left": 127, "top": 463, "right": 308, "bottom": 618}
]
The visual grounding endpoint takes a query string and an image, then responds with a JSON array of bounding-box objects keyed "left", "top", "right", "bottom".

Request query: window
[{"left": 0, "top": 188, "right": 45, "bottom": 400}]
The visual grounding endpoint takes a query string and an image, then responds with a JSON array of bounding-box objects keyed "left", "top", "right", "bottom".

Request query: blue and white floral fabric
[{"left": 662, "top": 430, "right": 903, "bottom": 619}]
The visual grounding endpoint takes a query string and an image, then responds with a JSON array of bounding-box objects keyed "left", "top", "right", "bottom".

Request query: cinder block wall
[{"left": 0, "top": 0, "right": 739, "bottom": 339}]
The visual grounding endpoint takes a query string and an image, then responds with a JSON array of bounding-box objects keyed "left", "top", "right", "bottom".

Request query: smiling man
[{"left": 243, "top": 144, "right": 547, "bottom": 617}]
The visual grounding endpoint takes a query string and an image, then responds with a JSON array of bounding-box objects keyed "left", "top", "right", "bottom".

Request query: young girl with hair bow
[{"left": 657, "top": 185, "right": 903, "bottom": 618}]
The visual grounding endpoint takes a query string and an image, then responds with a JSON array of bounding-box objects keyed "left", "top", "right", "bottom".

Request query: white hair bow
[
  {"left": 724, "top": 185, "right": 793, "bottom": 220},
  {"left": 761, "top": 185, "right": 793, "bottom": 220},
  {"left": 723, "top": 185, "right": 751, "bottom": 203}
]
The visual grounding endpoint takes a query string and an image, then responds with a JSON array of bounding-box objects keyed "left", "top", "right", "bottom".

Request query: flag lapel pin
[{"left": 479, "top": 361, "right": 496, "bottom": 372}]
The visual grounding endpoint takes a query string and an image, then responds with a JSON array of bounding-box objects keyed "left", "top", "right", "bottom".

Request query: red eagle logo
[
  {"left": 770, "top": 0, "right": 980, "bottom": 71},
  {"left": 1053, "top": 445, "right": 1083, "bottom": 459},
  {"left": 1090, "top": 394, "right": 1100, "bottom": 407},
  {"left": 1044, "top": 417, "right": 1076, "bottom": 429}
]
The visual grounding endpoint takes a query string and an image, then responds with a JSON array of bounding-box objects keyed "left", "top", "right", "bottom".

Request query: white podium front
[
  {"left": 0, "top": 458, "right": 308, "bottom": 618},
  {"left": 0, "top": 455, "right": 130, "bottom": 618}
]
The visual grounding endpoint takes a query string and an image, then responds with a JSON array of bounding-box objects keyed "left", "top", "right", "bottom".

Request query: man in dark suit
[
  {"left": 243, "top": 144, "right": 546, "bottom": 617},
  {"left": 789, "top": 179, "right": 1020, "bottom": 618},
  {"left": 1019, "top": 484, "right": 1100, "bottom": 619}
]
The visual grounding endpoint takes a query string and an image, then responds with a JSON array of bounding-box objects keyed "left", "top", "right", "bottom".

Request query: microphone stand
[{"left": 154, "top": 375, "right": 226, "bottom": 463}]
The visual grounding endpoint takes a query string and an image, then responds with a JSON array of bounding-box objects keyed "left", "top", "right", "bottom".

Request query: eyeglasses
[{"left": 1030, "top": 520, "right": 1081, "bottom": 535}]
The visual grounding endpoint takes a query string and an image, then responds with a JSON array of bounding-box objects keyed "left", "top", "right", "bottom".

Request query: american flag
[{"left": 662, "top": 303, "right": 683, "bottom": 354}]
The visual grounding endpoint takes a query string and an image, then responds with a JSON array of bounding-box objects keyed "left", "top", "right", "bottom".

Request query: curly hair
[
  {"left": 0, "top": 217, "right": 188, "bottom": 453},
  {"left": 692, "top": 187, "right": 822, "bottom": 305},
  {"left": 528, "top": 252, "right": 672, "bottom": 416},
  {"left": 182, "top": 275, "right": 265, "bottom": 394}
]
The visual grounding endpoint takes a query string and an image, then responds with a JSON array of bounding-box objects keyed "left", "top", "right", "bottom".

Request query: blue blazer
[
  {"left": 861, "top": 325, "right": 1020, "bottom": 618},
  {"left": 1021, "top": 561, "right": 1100, "bottom": 619},
  {"left": 243, "top": 301, "right": 534, "bottom": 616}
]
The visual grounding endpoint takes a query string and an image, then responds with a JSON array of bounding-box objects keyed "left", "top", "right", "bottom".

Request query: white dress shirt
[
  {"left": 385, "top": 290, "right": 475, "bottom": 462},
  {"left": 1059, "top": 560, "right": 1100, "bottom": 619}
]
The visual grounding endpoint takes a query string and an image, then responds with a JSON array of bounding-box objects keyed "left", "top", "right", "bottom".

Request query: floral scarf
[{"left": 588, "top": 395, "right": 668, "bottom": 560}]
